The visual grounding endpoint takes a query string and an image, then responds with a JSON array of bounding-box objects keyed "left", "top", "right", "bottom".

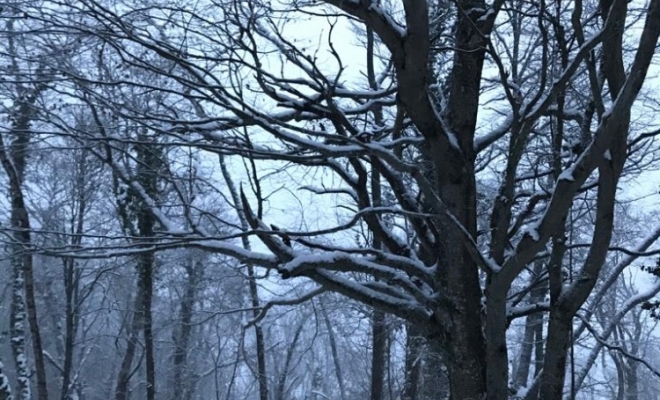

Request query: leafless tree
[{"left": 3, "top": 0, "right": 660, "bottom": 399}]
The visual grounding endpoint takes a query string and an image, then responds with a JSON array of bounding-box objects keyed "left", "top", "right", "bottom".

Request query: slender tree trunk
[
  {"left": 114, "top": 287, "right": 145, "bottom": 400},
  {"left": 1, "top": 142, "right": 48, "bottom": 400},
  {"left": 513, "top": 315, "right": 537, "bottom": 390},
  {"left": 1, "top": 19, "right": 49, "bottom": 400},
  {"left": 10, "top": 259, "right": 30, "bottom": 400},
  {"left": 370, "top": 310, "right": 386, "bottom": 400},
  {"left": 62, "top": 182, "right": 86, "bottom": 400},
  {"left": 42, "top": 284, "right": 64, "bottom": 359},
  {"left": 366, "top": 26, "right": 387, "bottom": 400},
  {"left": 624, "top": 318, "right": 641, "bottom": 400},
  {"left": 22, "top": 235, "right": 48, "bottom": 400},
  {"left": 140, "top": 250, "right": 156, "bottom": 400},
  {"left": 611, "top": 352, "right": 625, "bottom": 400},
  {"left": 135, "top": 139, "right": 158, "bottom": 400},
  {"left": 513, "top": 262, "right": 547, "bottom": 391},
  {"left": 533, "top": 318, "right": 545, "bottom": 379},
  {"left": 402, "top": 325, "right": 422, "bottom": 400},
  {"left": 61, "top": 258, "right": 77, "bottom": 400},
  {"left": 170, "top": 260, "right": 200, "bottom": 400},
  {"left": 219, "top": 156, "right": 269, "bottom": 400},
  {"left": 248, "top": 265, "right": 269, "bottom": 400},
  {"left": 522, "top": 303, "right": 546, "bottom": 400},
  {"left": 625, "top": 362, "right": 638, "bottom": 400},
  {"left": 320, "top": 305, "right": 346, "bottom": 400},
  {"left": 274, "top": 319, "right": 305, "bottom": 400}
]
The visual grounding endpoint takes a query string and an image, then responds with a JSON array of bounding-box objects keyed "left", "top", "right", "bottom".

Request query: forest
[{"left": 1, "top": 0, "right": 660, "bottom": 399}]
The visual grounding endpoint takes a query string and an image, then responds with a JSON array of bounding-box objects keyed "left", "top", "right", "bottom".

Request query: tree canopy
[{"left": 2, "top": 0, "right": 660, "bottom": 399}]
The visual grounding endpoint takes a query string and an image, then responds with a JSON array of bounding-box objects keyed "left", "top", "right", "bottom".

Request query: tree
[
  {"left": 0, "top": 7, "right": 51, "bottom": 400},
  {"left": 5, "top": 0, "right": 660, "bottom": 399},
  {"left": 111, "top": 130, "right": 162, "bottom": 400}
]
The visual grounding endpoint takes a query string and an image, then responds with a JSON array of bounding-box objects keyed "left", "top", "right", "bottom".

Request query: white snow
[
  {"left": 522, "top": 223, "right": 540, "bottom": 241},
  {"left": 446, "top": 131, "right": 460, "bottom": 150},
  {"left": 16, "top": 354, "right": 27, "bottom": 369},
  {"left": 477, "top": 7, "right": 495, "bottom": 22},
  {"left": 367, "top": 3, "right": 407, "bottom": 37},
  {"left": 515, "top": 386, "right": 528, "bottom": 398},
  {"left": 557, "top": 167, "right": 575, "bottom": 182}
]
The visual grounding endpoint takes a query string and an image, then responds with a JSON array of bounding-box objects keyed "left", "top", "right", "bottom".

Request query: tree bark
[
  {"left": 218, "top": 155, "right": 269, "bottom": 400},
  {"left": 135, "top": 139, "right": 159, "bottom": 400},
  {"left": 0, "top": 20, "right": 50, "bottom": 400},
  {"left": 140, "top": 250, "right": 156, "bottom": 400},
  {"left": 61, "top": 165, "right": 86, "bottom": 400},
  {"left": 402, "top": 325, "right": 422, "bottom": 400},
  {"left": 431, "top": 1, "right": 492, "bottom": 397},
  {"left": 538, "top": 312, "right": 573, "bottom": 400},
  {"left": 366, "top": 23, "right": 388, "bottom": 400},
  {"left": 9, "top": 259, "right": 30, "bottom": 400},
  {"left": 170, "top": 259, "right": 200, "bottom": 400},
  {"left": 0, "top": 109, "right": 48, "bottom": 400},
  {"left": 513, "top": 262, "right": 547, "bottom": 392},
  {"left": 320, "top": 305, "right": 346, "bottom": 400},
  {"left": 61, "top": 257, "right": 80, "bottom": 400},
  {"left": 274, "top": 319, "right": 305, "bottom": 400},
  {"left": 114, "top": 286, "right": 145, "bottom": 400},
  {"left": 370, "top": 309, "right": 386, "bottom": 400},
  {"left": 114, "top": 138, "right": 159, "bottom": 400}
]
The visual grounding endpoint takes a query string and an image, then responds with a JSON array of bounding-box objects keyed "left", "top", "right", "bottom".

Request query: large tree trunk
[
  {"left": 433, "top": 171, "right": 486, "bottom": 400},
  {"left": 430, "top": 1, "right": 491, "bottom": 397}
]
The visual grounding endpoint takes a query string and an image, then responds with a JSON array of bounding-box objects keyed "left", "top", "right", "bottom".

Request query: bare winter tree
[
  {"left": 0, "top": 6, "right": 53, "bottom": 400},
  {"left": 3, "top": 0, "right": 660, "bottom": 399}
]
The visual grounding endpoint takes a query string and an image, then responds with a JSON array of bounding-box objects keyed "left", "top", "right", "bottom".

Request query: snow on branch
[
  {"left": 280, "top": 251, "right": 433, "bottom": 305},
  {"left": 310, "top": 269, "right": 432, "bottom": 325}
]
